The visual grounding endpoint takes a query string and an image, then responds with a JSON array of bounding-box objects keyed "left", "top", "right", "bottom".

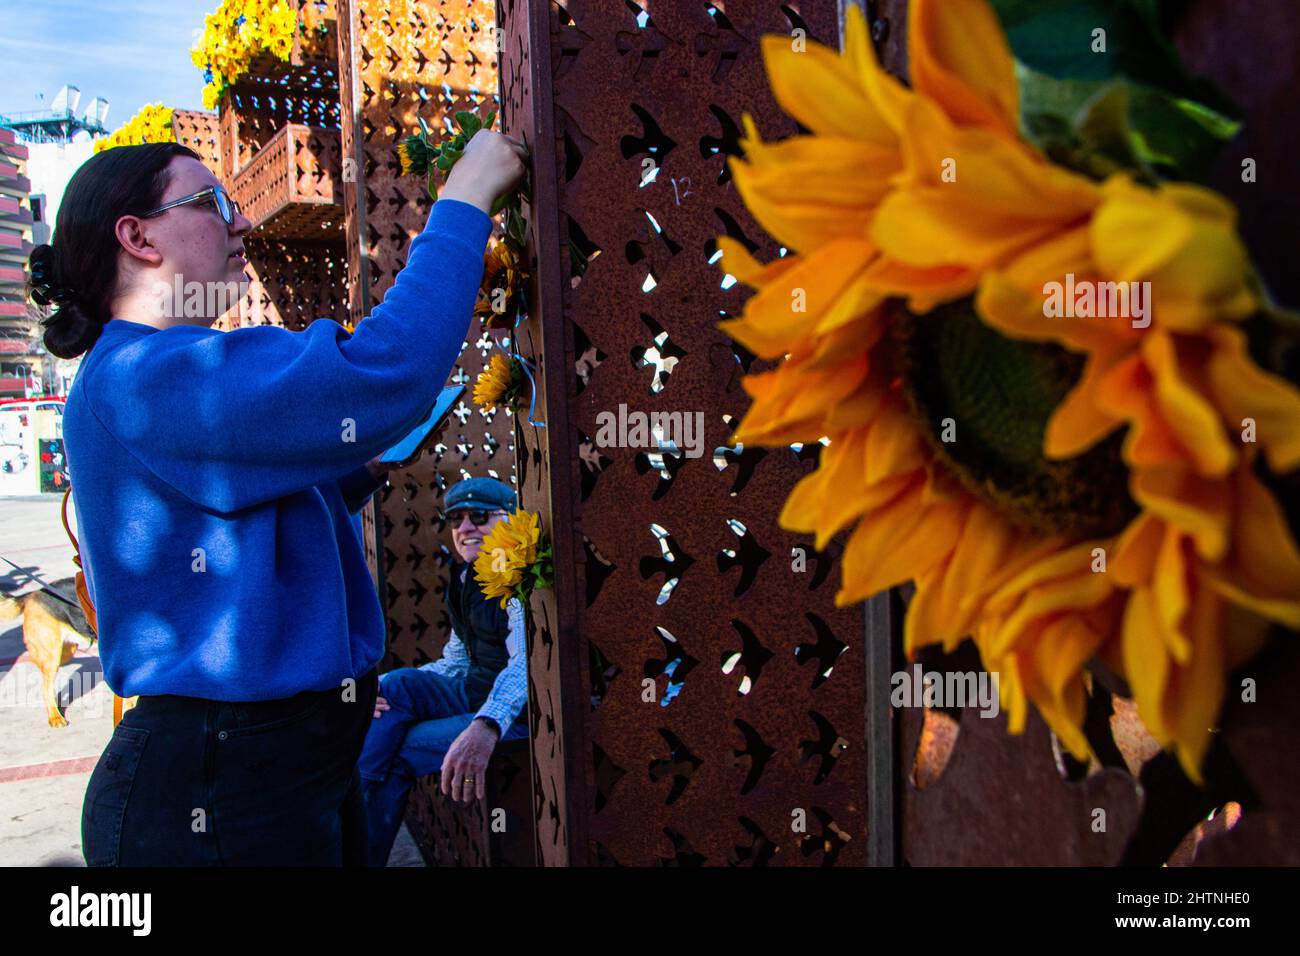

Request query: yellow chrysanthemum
[
  {"left": 473, "top": 509, "right": 542, "bottom": 609},
  {"left": 94, "top": 104, "right": 177, "bottom": 153},
  {"left": 193, "top": 0, "right": 297, "bottom": 107},
  {"left": 719, "top": 0, "right": 1300, "bottom": 781}
]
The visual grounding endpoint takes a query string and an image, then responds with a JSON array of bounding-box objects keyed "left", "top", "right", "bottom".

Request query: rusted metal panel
[
  {"left": 171, "top": 109, "right": 223, "bottom": 176},
  {"left": 502, "top": 0, "right": 863, "bottom": 866}
]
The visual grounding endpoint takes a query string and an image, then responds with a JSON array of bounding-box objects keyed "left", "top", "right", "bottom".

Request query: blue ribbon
[{"left": 490, "top": 336, "right": 546, "bottom": 428}]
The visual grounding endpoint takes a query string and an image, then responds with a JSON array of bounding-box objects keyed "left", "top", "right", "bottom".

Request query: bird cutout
[
  {"left": 732, "top": 718, "right": 776, "bottom": 795},
  {"left": 401, "top": 541, "right": 426, "bottom": 574},
  {"left": 481, "top": 431, "right": 500, "bottom": 458},
  {"left": 648, "top": 729, "right": 702, "bottom": 805},
  {"left": 699, "top": 104, "right": 744, "bottom": 185},
  {"left": 619, "top": 103, "right": 678, "bottom": 168},
  {"left": 800, "top": 710, "right": 850, "bottom": 785},
  {"left": 401, "top": 508, "right": 421, "bottom": 537},
  {"left": 577, "top": 431, "right": 612, "bottom": 502},
  {"left": 565, "top": 214, "right": 602, "bottom": 287},
  {"left": 573, "top": 323, "right": 606, "bottom": 394},
  {"left": 543, "top": 687, "right": 559, "bottom": 761},
  {"left": 451, "top": 366, "right": 471, "bottom": 385},
  {"left": 400, "top": 475, "right": 421, "bottom": 500},
  {"left": 405, "top": 610, "right": 432, "bottom": 645},
  {"left": 625, "top": 210, "right": 683, "bottom": 286},
  {"left": 552, "top": 1, "right": 590, "bottom": 82},
  {"left": 583, "top": 535, "right": 618, "bottom": 607},
  {"left": 717, "top": 518, "right": 771, "bottom": 597},
  {"left": 615, "top": 6, "right": 670, "bottom": 82},
  {"left": 655, "top": 827, "right": 707, "bottom": 867},
  {"left": 711, "top": 440, "right": 767, "bottom": 496},
  {"left": 405, "top": 576, "right": 429, "bottom": 607},
  {"left": 644, "top": 626, "right": 698, "bottom": 707},
  {"left": 729, "top": 816, "right": 780, "bottom": 867},
  {"left": 695, "top": 4, "right": 745, "bottom": 84},
  {"left": 799, "top": 807, "right": 852, "bottom": 865},
  {"left": 720, "top": 618, "right": 774, "bottom": 696},
  {"left": 793, "top": 612, "right": 849, "bottom": 688},
  {"left": 633, "top": 427, "right": 686, "bottom": 500},
  {"left": 640, "top": 523, "right": 695, "bottom": 605},
  {"left": 588, "top": 640, "right": 622, "bottom": 711},
  {"left": 631, "top": 313, "right": 685, "bottom": 394},
  {"left": 592, "top": 742, "right": 629, "bottom": 812},
  {"left": 452, "top": 400, "right": 472, "bottom": 425},
  {"left": 562, "top": 118, "right": 597, "bottom": 183}
]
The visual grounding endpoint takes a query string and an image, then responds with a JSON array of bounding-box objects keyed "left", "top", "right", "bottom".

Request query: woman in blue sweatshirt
[{"left": 38, "top": 131, "right": 527, "bottom": 865}]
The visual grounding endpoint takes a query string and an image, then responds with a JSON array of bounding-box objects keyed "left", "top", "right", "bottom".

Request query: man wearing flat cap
[{"left": 358, "top": 475, "right": 529, "bottom": 866}]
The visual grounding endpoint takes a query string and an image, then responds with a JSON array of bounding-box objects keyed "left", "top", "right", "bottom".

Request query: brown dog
[{"left": 0, "top": 577, "right": 96, "bottom": 727}]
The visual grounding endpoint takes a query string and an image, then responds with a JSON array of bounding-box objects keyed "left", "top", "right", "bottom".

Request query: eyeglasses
[
  {"left": 141, "top": 185, "right": 242, "bottom": 226},
  {"left": 443, "top": 508, "right": 507, "bottom": 528}
]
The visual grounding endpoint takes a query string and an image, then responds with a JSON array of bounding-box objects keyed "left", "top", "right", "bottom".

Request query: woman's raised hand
[{"left": 440, "top": 129, "right": 529, "bottom": 215}]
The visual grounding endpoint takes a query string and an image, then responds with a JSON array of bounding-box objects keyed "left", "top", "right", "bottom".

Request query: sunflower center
[{"left": 892, "top": 297, "right": 1137, "bottom": 539}]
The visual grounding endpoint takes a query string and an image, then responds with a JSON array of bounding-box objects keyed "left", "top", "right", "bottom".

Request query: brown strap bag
[{"left": 61, "top": 486, "right": 97, "bottom": 635}]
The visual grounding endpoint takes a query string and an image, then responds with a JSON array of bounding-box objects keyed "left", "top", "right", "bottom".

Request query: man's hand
[
  {"left": 441, "top": 718, "right": 500, "bottom": 803},
  {"left": 372, "top": 694, "right": 390, "bottom": 719}
]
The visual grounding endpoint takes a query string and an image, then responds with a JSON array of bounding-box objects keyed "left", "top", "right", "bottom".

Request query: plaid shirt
[{"left": 419, "top": 596, "right": 527, "bottom": 737}]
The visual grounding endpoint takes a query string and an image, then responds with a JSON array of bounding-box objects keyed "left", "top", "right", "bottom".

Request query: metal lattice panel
[{"left": 502, "top": 0, "right": 864, "bottom": 866}]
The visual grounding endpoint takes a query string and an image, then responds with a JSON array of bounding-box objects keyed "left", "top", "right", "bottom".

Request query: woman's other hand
[{"left": 440, "top": 129, "right": 529, "bottom": 215}]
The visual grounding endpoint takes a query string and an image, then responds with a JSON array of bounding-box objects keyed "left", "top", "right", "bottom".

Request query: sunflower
[
  {"left": 719, "top": 0, "right": 1300, "bottom": 780},
  {"left": 473, "top": 509, "right": 550, "bottom": 609},
  {"left": 473, "top": 351, "right": 524, "bottom": 411},
  {"left": 474, "top": 238, "right": 523, "bottom": 330},
  {"left": 395, "top": 134, "right": 434, "bottom": 178}
]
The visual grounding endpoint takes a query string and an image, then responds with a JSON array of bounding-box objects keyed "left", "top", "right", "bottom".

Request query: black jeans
[{"left": 82, "top": 668, "right": 378, "bottom": 866}]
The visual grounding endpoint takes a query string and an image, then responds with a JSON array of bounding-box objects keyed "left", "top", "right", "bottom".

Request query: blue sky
[{"left": 0, "top": 0, "right": 218, "bottom": 126}]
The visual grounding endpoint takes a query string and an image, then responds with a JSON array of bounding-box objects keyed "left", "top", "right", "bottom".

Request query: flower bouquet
[
  {"left": 397, "top": 110, "right": 532, "bottom": 331},
  {"left": 473, "top": 509, "right": 554, "bottom": 610}
]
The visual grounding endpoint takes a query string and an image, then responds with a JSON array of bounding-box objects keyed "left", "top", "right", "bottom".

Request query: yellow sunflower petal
[
  {"left": 908, "top": 0, "right": 1019, "bottom": 136},
  {"left": 1207, "top": 324, "right": 1300, "bottom": 473}
]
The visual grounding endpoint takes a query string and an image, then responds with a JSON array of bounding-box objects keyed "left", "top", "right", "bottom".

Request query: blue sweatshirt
[{"left": 62, "top": 198, "right": 493, "bottom": 701}]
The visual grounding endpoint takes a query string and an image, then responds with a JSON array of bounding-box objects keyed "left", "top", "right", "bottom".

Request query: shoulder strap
[{"left": 61, "top": 487, "right": 98, "bottom": 635}]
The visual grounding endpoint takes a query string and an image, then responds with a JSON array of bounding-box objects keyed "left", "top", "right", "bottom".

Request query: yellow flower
[
  {"left": 719, "top": 0, "right": 1300, "bottom": 780},
  {"left": 194, "top": 0, "right": 298, "bottom": 106},
  {"left": 473, "top": 509, "right": 542, "bottom": 609},
  {"left": 473, "top": 351, "right": 518, "bottom": 409},
  {"left": 396, "top": 141, "right": 414, "bottom": 177},
  {"left": 94, "top": 104, "right": 176, "bottom": 153},
  {"left": 474, "top": 239, "right": 523, "bottom": 330}
]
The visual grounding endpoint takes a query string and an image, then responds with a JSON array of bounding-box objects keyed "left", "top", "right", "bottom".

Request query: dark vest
[{"left": 447, "top": 562, "right": 511, "bottom": 710}]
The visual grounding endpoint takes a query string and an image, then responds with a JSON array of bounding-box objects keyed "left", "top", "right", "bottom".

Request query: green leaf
[
  {"left": 484, "top": 109, "right": 496, "bottom": 130},
  {"left": 455, "top": 110, "right": 481, "bottom": 135},
  {"left": 990, "top": 0, "right": 1236, "bottom": 115},
  {"left": 1017, "top": 63, "right": 1241, "bottom": 183}
]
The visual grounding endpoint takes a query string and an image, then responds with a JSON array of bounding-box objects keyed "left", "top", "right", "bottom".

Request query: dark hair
[{"left": 30, "top": 142, "right": 202, "bottom": 359}]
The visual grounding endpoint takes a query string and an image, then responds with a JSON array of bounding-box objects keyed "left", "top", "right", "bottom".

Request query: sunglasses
[
  {"left": 443, "top": 508, "right": 506, "bottom": 528},
  {"left": 141, "top": 185, "right": 242, "bottom": 226}
]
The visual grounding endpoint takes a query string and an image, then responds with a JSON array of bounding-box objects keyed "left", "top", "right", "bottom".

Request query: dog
[{"left": 0, "top": 577, "right": 97, "bottom": 727}]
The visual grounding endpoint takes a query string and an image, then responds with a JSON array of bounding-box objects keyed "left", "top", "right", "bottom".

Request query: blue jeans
[
  {"left": 357, "top": 667, "right": 527, "bottom": 867},
  {"left": 81, "top": 669, "right": 378, "bottom": 866}
]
